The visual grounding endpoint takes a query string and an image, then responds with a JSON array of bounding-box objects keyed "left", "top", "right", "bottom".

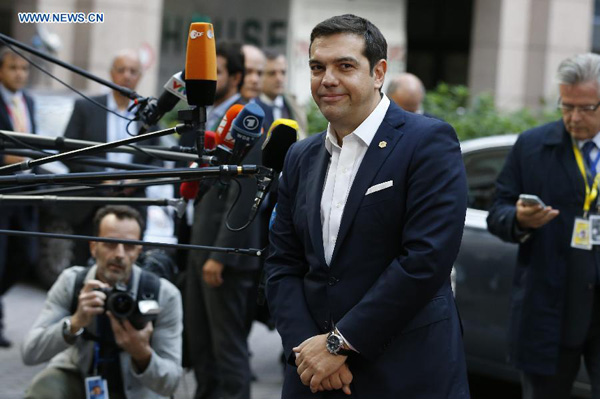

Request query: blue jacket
[
  {"left": 487, "top": 120, "right": 596, "bottom": 375},
  {"left": 265, "top": 102, "right": 469, "bottom": 398}
]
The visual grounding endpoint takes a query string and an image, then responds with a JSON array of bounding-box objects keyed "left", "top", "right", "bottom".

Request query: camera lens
[{"left": 106, "top": 292, "right": 135, "bottom": 318}]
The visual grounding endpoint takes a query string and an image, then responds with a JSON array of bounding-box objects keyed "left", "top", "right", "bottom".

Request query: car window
[{"left": 463, "top": 147, "right": 511, "bottom": 211}]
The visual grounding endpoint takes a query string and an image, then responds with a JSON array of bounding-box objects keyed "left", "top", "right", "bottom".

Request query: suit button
[
  {"left": 589, "top": 283, "right": 595, "bottom": 291},
  {"left": 323, "top": 320, "right": 330, "bottom": 330},
  {"left": 328, "top": 276, "right": 338, "bottom": 286}
]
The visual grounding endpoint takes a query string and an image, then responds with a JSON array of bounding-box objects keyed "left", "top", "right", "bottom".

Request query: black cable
[
  {"left": 225, "top": 178, "right": 254, "bottom": 232},
  {"left": 0, "top": 36, "right": 137, "bottom": 122},
  {"left": 0, "top": 229, "right": 263, "bottom": 256}
]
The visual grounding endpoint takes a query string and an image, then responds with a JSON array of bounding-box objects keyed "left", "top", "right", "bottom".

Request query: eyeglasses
[{"left": 558, "top": 100, "right": 600, "bottom": 114}]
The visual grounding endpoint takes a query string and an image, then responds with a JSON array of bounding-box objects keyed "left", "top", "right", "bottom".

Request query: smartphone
[{"left": 519, "top": 194, "right": 546, "bottom": 208}]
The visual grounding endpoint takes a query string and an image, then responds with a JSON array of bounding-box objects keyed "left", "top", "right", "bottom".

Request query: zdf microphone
[
  {"left": 228, "top": 102, "right": 265, "bottom": 165},
  {"left": 184, "top": 23, "right": 216, "bottom": 107}
]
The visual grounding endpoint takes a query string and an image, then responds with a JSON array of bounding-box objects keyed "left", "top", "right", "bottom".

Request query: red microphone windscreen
[
  {"left": 184, "top": 23, "right": 216, "bottom": 106},
  {"left": 180, "top": 181, "right": 199, "bottom": 200},
  {"left": 204, "top": 131, "right": 216, "bottom": 150},
  {"left": 215, "top": 104, "right": 244, "bottom": 148}
]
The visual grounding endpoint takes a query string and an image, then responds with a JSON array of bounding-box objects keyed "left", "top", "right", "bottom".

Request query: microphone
[
  {"left": 215, "top": 103, "right": 245, "bottom": 148},
  {"left": 229, "top": 102, "right": 265, "bottom": 165},
  {"left": 261, "top": 119, "right": 299, "bottom": 173},
  {"left": 137, "top": 71, "right": 187, "bottom": 134},
  {"left": 184, "top": 23, "right": 217, "bottom": 107},
  {"left": 179, "top": 131, "right": 217, "bottom": 201}
]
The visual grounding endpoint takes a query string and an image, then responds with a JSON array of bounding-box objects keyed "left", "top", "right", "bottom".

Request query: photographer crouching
[{"left": 21, "top": 205, "right": 183, "bottom": 399}]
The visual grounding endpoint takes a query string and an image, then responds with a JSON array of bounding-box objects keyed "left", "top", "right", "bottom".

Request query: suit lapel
[
  {"left": 330, "top": 107, "right": 405, "bottom": 265},
  {"left": 545, "top": 121, "right": 585, "bottom": 204},
  {"left": 0, "top": 95, "right": 14, "bottom": 131},
  {"left": 306, "top": 136, "right": 330, "bottom": 265}
]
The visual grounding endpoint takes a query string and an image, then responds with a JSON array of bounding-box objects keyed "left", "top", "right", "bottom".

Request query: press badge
[
  {"left": 85, "top": 376, "right": 109, "bottom": 399},
  {"left": 571, "top": 217, "right": 592, "bottom": 250},
  {"left": 591, "top": 215, "right": 600, "bottom": 245}
]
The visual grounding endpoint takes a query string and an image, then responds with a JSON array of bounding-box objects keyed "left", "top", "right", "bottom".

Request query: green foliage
[
  {"left": 306, "top": 99, "right": 329, "bottom": 135},
  {"left": 423, "top": 83, "right": 562, "bottom": 141}
]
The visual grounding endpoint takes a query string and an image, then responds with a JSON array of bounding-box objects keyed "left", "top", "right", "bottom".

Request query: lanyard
[{"left": 573, "top": 143, "right": 600, "bottom": 215}]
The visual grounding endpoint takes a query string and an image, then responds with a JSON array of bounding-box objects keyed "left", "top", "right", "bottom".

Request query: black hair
[
  {"left": 309, "top": 14, "right": 387, "bottom": 75},
  {"left": 216, "top": 41, "right": 245, "bottom": 91},
  {"left": 93, "top": 205, "right": 144, "bottom": 239}
]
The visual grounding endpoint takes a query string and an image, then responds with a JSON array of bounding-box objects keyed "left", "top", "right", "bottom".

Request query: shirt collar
[
  {"left": 0, "top": 84, "right": 23, "bottom": 105},
  {"left": 324, "top": 94, "right": 390, "bottom": 154},
  {"left": 212, "top": 93, "right": 241, "bottom": 116},
  {"left": 106, "top": 92, "right": 135, "bottom": 114},
  {"left": 577, "top": 131, "right": 600, "bottom": 149}
]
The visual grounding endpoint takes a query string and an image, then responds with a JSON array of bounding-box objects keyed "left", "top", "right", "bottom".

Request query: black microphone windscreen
[{"left": 262, "top": 119, "right": 299, "bottom": 173}]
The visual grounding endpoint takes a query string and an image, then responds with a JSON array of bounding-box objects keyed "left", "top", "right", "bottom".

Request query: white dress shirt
[
  {"left": 321, "top": 95, "right": 390, "bottom": 265},
  {"left": 106, "top": 93, "right": 135, "bottom": 166}
]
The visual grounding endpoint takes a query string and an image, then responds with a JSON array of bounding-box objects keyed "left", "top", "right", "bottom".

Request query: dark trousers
[
  {"left": 522, "top": 290, "right": 600, "bottom": 399},
  {"left": 185, "top": 264, "right": 257, "bottom": 399}
]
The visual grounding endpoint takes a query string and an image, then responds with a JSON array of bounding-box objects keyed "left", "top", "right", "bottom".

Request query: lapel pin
[{"left": 379, "top": 141, "right": 387, "bottom": 149}]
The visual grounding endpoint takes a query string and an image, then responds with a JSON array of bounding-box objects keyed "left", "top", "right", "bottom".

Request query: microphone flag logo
[
  {"left": 189, "top": 30, "right": 204, "bottom": 39},
  {"left": 243, "top": 115, "right": 259, "bottom": 130}
]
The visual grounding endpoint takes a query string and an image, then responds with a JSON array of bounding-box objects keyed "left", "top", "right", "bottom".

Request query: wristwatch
[
  {"left": 326, "top": 329, "right": 353, "bottom": 356},
  {"left": 62, "top": 318, "right": 84, "bottom": 339}
]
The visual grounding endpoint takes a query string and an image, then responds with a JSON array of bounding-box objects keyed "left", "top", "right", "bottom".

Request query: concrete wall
[
  {"left": 469, "top": 0, "right": 594, "bottom": 111},
  {"left": 11, "top": 0, "right": 163, "bottom": 97}
]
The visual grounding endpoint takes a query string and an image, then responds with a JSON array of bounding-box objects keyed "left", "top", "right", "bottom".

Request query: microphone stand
[
  {"left": 0, "top": 229, "right": 263, "bottom": 257},
  {"left": 0, "top": 165, "right": 259, "bottom": 185},
  {"left": 0, "top": 149, "right": 162, "bottom": 171},
  {"left": 0, "top": 124, "right": 196, "bottom": 174},
  {"left": 0, "top": 131, "right": 204, "bottom": 164},
  {"left": 0, "top": 195, "right": 187, "bottom": 218}
]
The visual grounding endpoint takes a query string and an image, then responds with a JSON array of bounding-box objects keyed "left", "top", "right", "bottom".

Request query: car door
[{"left": 455, "top": 141, "right": 520, "bottom": 381}]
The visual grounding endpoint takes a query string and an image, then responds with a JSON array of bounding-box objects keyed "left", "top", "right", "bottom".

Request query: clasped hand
[{"left": 293, "top": 334, "right": 353, "bottom": 395}]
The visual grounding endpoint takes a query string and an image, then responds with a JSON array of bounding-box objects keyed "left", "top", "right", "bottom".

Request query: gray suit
[{"left": 21, "top": 265, "right": 183, "bottom": 399}]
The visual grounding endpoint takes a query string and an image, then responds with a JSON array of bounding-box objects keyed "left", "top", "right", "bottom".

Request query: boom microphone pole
[{"left": 0, "top": 33, "right": 141, "bottom": 101}]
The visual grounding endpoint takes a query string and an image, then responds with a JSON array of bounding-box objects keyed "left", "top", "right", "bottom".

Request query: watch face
[{"left": 326, "top": 334, "right": 341, "bottom": 353}]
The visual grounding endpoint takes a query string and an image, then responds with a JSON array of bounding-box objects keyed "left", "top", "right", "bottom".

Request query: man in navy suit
[
  {"left": 487, "top": 53, "right": 600, "bottom": 399},
  {"left": 265, "top": 14, "right": 469, "bottom": 398},
  {"left": 0, "top": 47, "right": 38, "bottom": 347}
]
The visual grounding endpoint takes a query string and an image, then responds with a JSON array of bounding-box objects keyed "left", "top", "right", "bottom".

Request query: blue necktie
[{"left": 582, "top": 141, "right": 597, "bottom": 178}]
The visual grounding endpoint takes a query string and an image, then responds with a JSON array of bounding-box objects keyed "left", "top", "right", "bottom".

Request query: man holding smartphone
[{"left": 488, "top": 53, "right": 600, "bottom": 399}]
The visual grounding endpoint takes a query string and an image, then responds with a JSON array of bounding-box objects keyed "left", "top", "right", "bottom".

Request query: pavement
[{"left": 0, "top": 282, "right": 283, "bottom": 399}]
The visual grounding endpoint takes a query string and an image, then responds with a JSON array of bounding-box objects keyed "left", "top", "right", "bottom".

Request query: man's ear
[
  {"left": 373, "top": 59, "right": 387, "bottom": 91},
  {"left": 232, "top": 71, "right": 243, "bottom": 88},
  {"left": 89, "top": 241, "right": 97, "bottom": 259}
]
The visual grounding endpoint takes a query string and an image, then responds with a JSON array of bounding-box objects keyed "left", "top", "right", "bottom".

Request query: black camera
[{"left": 95, "top": 283, "right": 160, "bottom": 330}]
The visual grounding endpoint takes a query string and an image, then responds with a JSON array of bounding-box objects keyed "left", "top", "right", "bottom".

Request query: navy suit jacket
[
  {"left": 487, "top": 120, "right": 595, "bottom": 375},
  {"left": 63, "top": 94, "right": 158, "bottom": 173},
  {"left": 0, "top": 91, "right": 36, "bottom": 135},
  {"left": 265, "top": 102, "right": 469, "bottom": 398}
]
